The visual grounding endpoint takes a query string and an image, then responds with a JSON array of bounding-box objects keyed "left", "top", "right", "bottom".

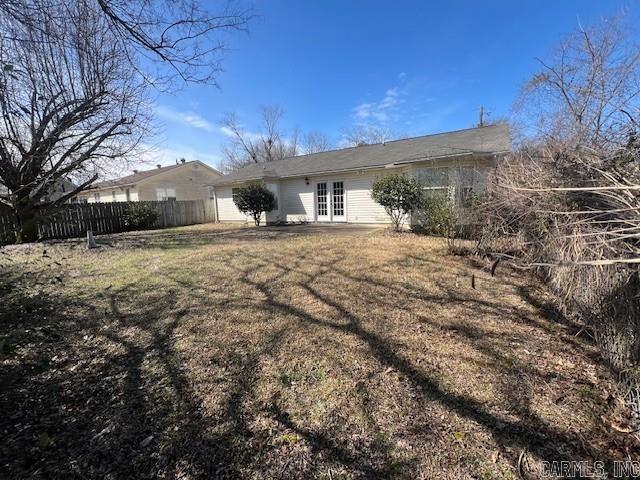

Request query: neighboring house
[
  {"left": 0, "top": 177, "right": 76, "bottom": 205},
  {"left": 210, "top": 124, "right": 510, "bottom": 225},
  {"left": 43, "top": 178, "right": 78, "bottom": 203},
  {"left": 77, "top": 160, "right": 221, "bottom": 203}
]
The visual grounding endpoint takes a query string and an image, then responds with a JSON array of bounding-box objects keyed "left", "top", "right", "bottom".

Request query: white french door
[
  {"left": 315, "top": 180, "right": 346, "bottom": 222},
  {"left": 316, "top": 182, "right": 330, "bottom": 221},
  {"left": 331, "top": 181, "right": 346, "bottom": 221}
]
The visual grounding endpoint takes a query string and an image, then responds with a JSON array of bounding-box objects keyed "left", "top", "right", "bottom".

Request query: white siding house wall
[
  {"left": 275, "top": 168, "right": 406, "bottom": 224},
  {"left": 86, "top": 188, "right": 138, "bottom": 203},
  {"left": 265, "top": 182, "right": 282, "bottom": 224},
  {"left": 213, "top": 158, "right": 497, "bottom": 225},
  {"left": 216, "top": 186, "right": 251, "bottom": 222},
  {"left": 280, "top": 178, "right": 314, "bottom": 222},
  {"left": 342, "top": 171, "right": 392, "bottom": 223}
]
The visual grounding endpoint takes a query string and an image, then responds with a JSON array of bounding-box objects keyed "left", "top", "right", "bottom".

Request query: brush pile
[{"left": 478, "top": 141, "right": 640, "bottom": 422}]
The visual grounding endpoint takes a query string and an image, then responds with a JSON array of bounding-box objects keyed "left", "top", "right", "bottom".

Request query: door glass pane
[
  {"left": 333, "top": 181, "right": 344, "bottom": 216},
  {"left": 317, "top": 183, "right": 327, "bottom": 216}
]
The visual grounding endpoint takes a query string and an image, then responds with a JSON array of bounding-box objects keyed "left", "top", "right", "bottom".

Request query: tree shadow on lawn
[
  {"left": 0, "top": 244, "right": 626, "bottom": 479},
  {"left": 1, "top": 270, "right": 289, "bottom": 479},
  {"left": 228, "top": 252, "right": 622, "bottom": 475}
]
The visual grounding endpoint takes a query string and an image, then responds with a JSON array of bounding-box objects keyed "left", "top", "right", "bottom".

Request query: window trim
[{"left": 156, "top": 187, "right": 177, "bottom": 201}]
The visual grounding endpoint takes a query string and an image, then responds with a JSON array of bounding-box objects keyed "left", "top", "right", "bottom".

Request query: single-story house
[
  {"left": 210, "top": 124, "right": 510, "bottom": 225},
  {"left": 77, "top": 160, "right": 221, "bottom": 203}
]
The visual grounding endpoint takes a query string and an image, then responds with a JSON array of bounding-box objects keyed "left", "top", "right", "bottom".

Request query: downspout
[{"left": 212, "top": 188, "right": 219, "bottom": 223}]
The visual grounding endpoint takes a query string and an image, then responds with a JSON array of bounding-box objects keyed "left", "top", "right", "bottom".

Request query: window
[
  {"left": 415, "top": 166, "right": 479, "bottom": 204},
  {"left": 231, "top": 188, "right": 240, "bottom": 204},
  {"left": 125, "top": 188, "right": 131, "bottom": 202},
  {"left": 208, "top": 186, "right": 215, "bottom": 199},
  {"left": 415, "top": 167, "right": 449, "bottom": 187},
  {"left": 94, "top": 192, "right": 100, "bottom": 202},
  {"left": 156, "top": 188, "right": 177, "bottom": 201},
  {"left": 112, "top": 190, "right": 116, "bottom": 201},
  {"left": 415, "top": 167, "right": 451, "bottom": 200},
  {"left": 459, "top": 166, "right": 475, "bottom": 204}
]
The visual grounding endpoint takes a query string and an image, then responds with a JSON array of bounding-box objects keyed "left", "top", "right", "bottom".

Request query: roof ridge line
[{"left": 238, "top": 124, "right": 506, "bottom": 166}]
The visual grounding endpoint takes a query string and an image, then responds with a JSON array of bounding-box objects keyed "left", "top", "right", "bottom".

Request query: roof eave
[
  {"left": 210, "top": 149, "right": 509, "bottom": 187},
  {"left": 84, "top": 182, "right": 136, "bottom": 192},
  {"left": 211, "top": 174, "right": 280, "bottom": 187}
]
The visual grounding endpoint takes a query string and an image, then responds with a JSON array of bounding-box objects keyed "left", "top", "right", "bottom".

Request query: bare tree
[
  {"left": 0, "top": 0, "right": 253, "bottom": 242},
  {"left": 341, "top": 125, "right": 395, "bottom": 146},
  {"left": 0, "top": 1, "right": 148, "bottom": 241},
  {"left": 302, "top": 131, "right": 331, "bottom": 154},
  {"left": 221, "top": 106, "right": 301, "bottom": 171},
  {"left": 0, "top": 0, "right": 253, "bottom": 86},
  {"left": 515, "top": 15, "right": 640, "bottom": 151}
]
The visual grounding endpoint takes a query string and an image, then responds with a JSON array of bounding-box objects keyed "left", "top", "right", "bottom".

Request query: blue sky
[{"left": 147, "top": 0, "right": 639, "bottom": 170}]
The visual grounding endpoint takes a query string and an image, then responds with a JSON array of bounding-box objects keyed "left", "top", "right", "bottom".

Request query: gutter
[{"left": 82, "top": 183, "right": 136, "bottom": 192}]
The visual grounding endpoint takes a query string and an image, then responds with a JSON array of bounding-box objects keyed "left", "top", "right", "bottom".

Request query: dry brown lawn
[{"left": 0, "top": 223, "right": 636, "bottom": 479}]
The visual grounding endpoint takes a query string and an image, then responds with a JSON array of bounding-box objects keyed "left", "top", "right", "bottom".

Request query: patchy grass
[{"left": 0, "top": 223, "right": 637, "bottom": 479}]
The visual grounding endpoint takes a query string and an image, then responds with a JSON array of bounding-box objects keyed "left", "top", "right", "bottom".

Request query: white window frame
[
  {"left": 414, "top": 165, "right": 478, "bottom": 204},
  {"left": 156, "top": 187, "right": 177, "bottom": 201}
]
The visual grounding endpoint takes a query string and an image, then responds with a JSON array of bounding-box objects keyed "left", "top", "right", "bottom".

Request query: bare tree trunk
[{"left": 14, "top": 199, "right": 39, "bottom": 243}]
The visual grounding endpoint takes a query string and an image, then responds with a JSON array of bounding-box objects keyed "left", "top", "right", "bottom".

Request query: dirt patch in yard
[{"left": 1, "top": 224, "right": 637, "bottom": 479}]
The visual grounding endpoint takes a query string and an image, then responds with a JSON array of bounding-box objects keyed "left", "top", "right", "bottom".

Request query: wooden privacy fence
[{"left": 0, "top": 199, "right": 217, "bottom": 242}]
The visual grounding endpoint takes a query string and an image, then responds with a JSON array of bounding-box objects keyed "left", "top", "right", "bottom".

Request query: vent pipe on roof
[
  {"left": 133, "top": 169, "right": 139, "bottom": 174},
  {"left": 156, "top": 164, "right": 162, "bottom": 169}
]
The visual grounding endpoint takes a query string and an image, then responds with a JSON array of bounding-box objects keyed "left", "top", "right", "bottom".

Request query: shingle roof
[
  {"left": 212, "top": 124, "right": 510, "bottom": 186},
  {"left": 88, "top": 161, "right": 202, "bottom": 189}
]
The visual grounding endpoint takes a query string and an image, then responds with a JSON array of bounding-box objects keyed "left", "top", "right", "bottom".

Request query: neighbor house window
[
  {"left": 125, "top": 188, "right": 131, "bottom": 201},
  {"left": 156, "top": 188, "right": 177, "bottom": 201},
  {"left": 112, "top": 190, "right": 116, "bottom": 201},
  {"left": 94, "top": 192, "right": 100, "bottom": 202}
]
